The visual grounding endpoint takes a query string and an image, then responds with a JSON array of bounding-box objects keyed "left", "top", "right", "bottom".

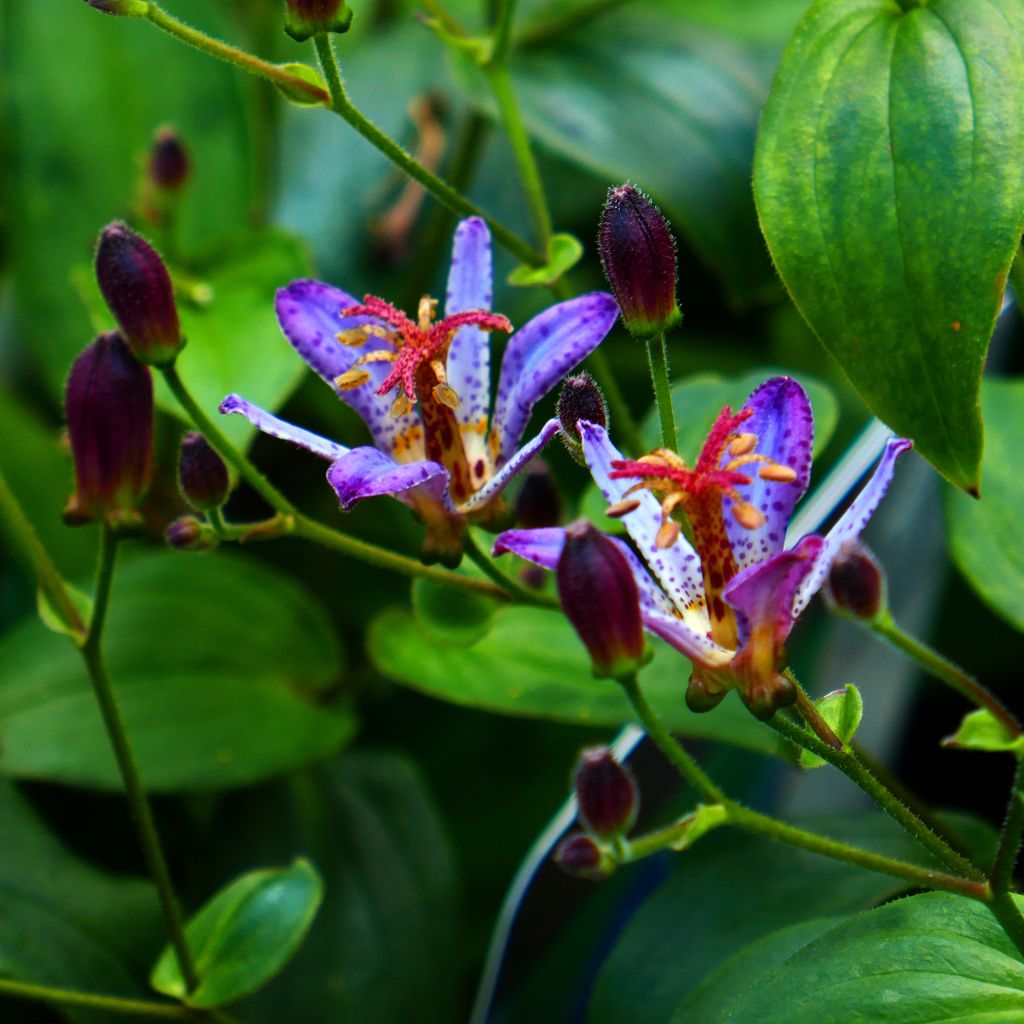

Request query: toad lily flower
[
  {"left": 494, "top": 377, "right": 912, "bottom": 718},
  {"left": 220, "top": 217, "right": 618, "bottom": 564}
]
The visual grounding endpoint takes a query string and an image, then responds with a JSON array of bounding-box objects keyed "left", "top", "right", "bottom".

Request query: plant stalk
[{"left": 644, "top": 333, "right": 677, "bottom": 449}]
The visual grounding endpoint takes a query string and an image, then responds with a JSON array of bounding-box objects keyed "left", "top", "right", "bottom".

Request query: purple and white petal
[
  {"left": 723, "top": 376, "right": 814, "bottom": 571},
  {"left": 644, "top": 609, "right": 733, "bottom": 669},
  {"left": 580, "top": 420, "right": 706, "bottom": 616},
  {"left": 724, "top": 535, "right": 825, "bottom": 649},
  {"left": 489, "top": 293, "right": 619, "bottom": 466},
  {"left": 219, "top": 394, "right": 348, "bottom": 461},
  {"left": 276, "top": 280, "right": 424, "bottom": 461},
  {"left": 457, "top": 419, "right": 559, "bottom": 514},
  {"left": 445, "top": 218, "right": 494, "bottom": 472},
  {"left": 792, "top": 437, "right": 913, "bottom": 617},
  {"left": 326, "top": 447, "right": 453, "bottom": 512}
]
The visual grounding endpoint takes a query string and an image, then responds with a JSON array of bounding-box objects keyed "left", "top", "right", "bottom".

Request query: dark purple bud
[
  {"left": 82, "top": 0, "right": 148, "bottom": 14},
  {"left": 63, "top": 331, "right": 153, "bottom": 527},
  {"left": 283, "top": 0, "right": 353, "bottom": 41},
  {"left": 515, "top": 464, "right": 562, "bottom": 529},
  {"left": 574, "top": 747, "right": 638, "bottom": 839},
  {"left": 557, "top": 520, "right": 645, "bottom": 679},
  {"left": 557, "top": 373, "right": 608, "bottom": 457},
  {"left": 824, "top": 540, "right": 887, "bottom": 621},
  {"left": 95, "top": 221, "right": 183, "bottom": 367},
  {"left": 554, "top": 833, "right": 610, "bottom": 881},
  {"left": 165, "top": 515, "right": 217, "bottom": 552},
  {"left": 178, "top": 433, "right": 230, "bottom": 511},
  {"left": 149, "top": 127, "right": 189, "bottom": 191},
  {"left": 598, "top": 184, "right": 681, "bottom": 339}
]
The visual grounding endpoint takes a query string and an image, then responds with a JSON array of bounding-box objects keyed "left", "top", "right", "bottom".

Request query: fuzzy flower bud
[
  {"left": 95, "top": 222, "right": 183, "bottom": 367},
  {"left": 63, "top": 332, "right": 153, "bottom": 528},
  {"left": 149, "top": 127, "right": 189, "bottom": 191},
  {"left": 574, "top": 747, "right": 638, "bottom": 839},
  {"left": 554, "top": 833, "right": 610, "bottom": 881},
  {"left": 283, "top": 0, "right": 353, "bottom": 41},
  {"left": 824, "top": 540, "right": 887, "bottom": 621},
  {"left": 178, "top": 433, "right": 230, "bottom": 511},
  {"left": 83, "top": 0, "right": 148, "bottom": 14},
  {"left": 165, "top": 515, "right": 218, "bottom": 552},
  {"left": 598, "top": 184, "right": 681, "bottom": 339},
  {"left": 557, "top": 373, "right": 608, "bottom": 462},
  {"left": 557, "top": 520, "right": 646, "bottom": 680}
]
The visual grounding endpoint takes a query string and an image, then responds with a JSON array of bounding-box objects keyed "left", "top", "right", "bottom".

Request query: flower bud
[
  {"left": 598, "top": 184, "right": 681, "bottom": 339},
  {"left": 63, "top": 332, "right": 153, "bottom": 528},
  {"left": 515, "top": 464, "right": 562, "bottom": 529},
  {"left": 149, "top": 126, "right": 189, "bottom": 191},
  {"left": 824, "top": 540, "right": 886, "bottom": 621},
  {"left": 554, "top": 833, "right": 610, "bottom": 881},
  {"left": 557, "top": 520, "right": 646, "bottom": 680},
  {"left": 283, "top": 0, "right": 353, "bottom": 41},
  {"left": 165, "top": 515, "right": 217, "bottom": 552},
  {"left": 178, "top": 433, "right": 230, "bottom": 511},
  {"left": 557, "top": 373, "right": 608, "bottom": 460},
  {"left": 95, "top": 222, "right": 183, "bottom": 366},
  {"left": 83, "top": 0, "right": 148, "bottom": 14},
  {"left": 574, "top": 747, "right": 638, "bottom": 839}
]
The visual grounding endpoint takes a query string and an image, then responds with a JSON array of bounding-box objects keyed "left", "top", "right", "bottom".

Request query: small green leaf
[
  {"left": 947, "top": 378, "right": 1024, "bottom": 632},
  {"left": 411, "top": 577, "right": 498, "bottom": 646},
  {"left": 942, "top": 708, "right": 1024, "bottom": 755},
  {"left": 507, "top": 233, "right": 584, "bottom": 287},
  {"left": 274, "top": 62, "right": 330, "bottom": 107},
  {"left": 151, "top": 859, "right": 323, "bottom": 1008},
  {"left": 799, "top": 684, "right": 863, "bottom": 768},
  {"left": 754, "top": 0, "right": 1024, "bottom": 491},
  {"left": 665, "top": 804, "right": 729, "bottom": 852},
  {"left": 36, "top": 582, "right": 93, "bottom": 641}
]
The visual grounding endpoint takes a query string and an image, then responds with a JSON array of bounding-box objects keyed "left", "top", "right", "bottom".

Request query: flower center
[{"left": 609, "top": 405, "right": 798, "bottom": 648}]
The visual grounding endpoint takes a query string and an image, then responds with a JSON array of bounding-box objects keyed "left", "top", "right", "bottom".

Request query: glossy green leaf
[
  {"left": 411, "top": 576, "right": 497, "bottom": 646},
  {"left": 0, "top": 553, "right": 353, "bottom": 791},
  {"left": 799, "top": 684, "right": 863, "bottom": 768},
  {"left": 369, "top": 605, "right": 777, "bottom": 755},
  {"left": 947, "top": 378, "right": 1024, "bottom": 632},
  {"left": 723, "top": 892, "right": 1024, "bottom": 1023},
  {"left": 507, "top": 233, "right": 583, "bottom": 286},
  {"left": 151, "top": 859, "right": 323, "bottom": 1008},
  {"left": 942, "top": 708, "right": 1024, "bottom": 755},
  {"left": 754, "top": 0, "right": 1024, "bottom": 491}
]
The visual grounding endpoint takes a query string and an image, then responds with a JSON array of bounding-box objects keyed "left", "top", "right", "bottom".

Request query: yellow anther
[
  {"left": 656, "top": 518, "right": 682, "bottom": 549},
  {"left": 390, "top": 393, "right": 413, "bottom": 418},
  {"left": 433, "top": 383, "right": 461, "bottom": 410},
  {"left": 418, "top": 295, "right": 438, "bottom": 331},
  {"left": 335, "top": 368, "right": 371, "bottom": 390},
  {"left": 337, "top": 329, "right": 369, "bottom": 347},
  {"left": 732, "top": 501, "right": 765, "bottom": 530},
  {"left": 759, "top": 464, "right": 798, "bottom": 483},
  {"left": 728, "top": 433, "right": 757, "bottom": 456},
  {"left": 606, "top": 498, "right": 641, "bottom": 519}
]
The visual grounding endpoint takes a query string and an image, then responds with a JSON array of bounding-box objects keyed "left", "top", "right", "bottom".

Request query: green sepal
[
  {"left": 799, "top": 684, "right": 863, "bottom": 769},
  {"left": 941, "top": 708, "right": 1024, "bottom": 756},
  {"left": 284, "top": 3, "right": 353, "bottom": 42},
  {"left": 36, "top": 583, "right": 92, "bottom": 644},
  {"left": 666, "top": 804, "right": 729, "bottom": 852}
]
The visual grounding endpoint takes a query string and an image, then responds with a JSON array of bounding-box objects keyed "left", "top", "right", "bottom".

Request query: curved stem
[
  {"left": 464, "top": 531, "right": 556, "bottom": 607},
  {"left": 0, "top": 978, "right": 189, "bottom": 1021},
  {"left": 82, "top": 527, "right": 199, "bottom": 992},
  {"left": 991, "top": 759, "right": 1024, "bottom": 893},
  {"left": 789, "top": 673, "right": 842, "bottom": 749},
  {"left": 871, "top": 611, "right": 1020, "bottom": 736},
  {"left": 645, "top": 333, "right": 677, "bottom": 450}
]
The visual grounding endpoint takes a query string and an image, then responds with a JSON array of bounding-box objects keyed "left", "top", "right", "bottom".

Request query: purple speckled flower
[
  {"left": 494, "top": 376, "right": 912, "bottom": 718},
  {"left": 221, "top": 217, "right": 618, "bottom": 564}
]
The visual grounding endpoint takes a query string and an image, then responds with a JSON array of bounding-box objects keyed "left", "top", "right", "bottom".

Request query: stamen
[
  {"left": 732, "top": 501, "right": 765, "bottom": 530},
  {"left": 390, "top": 393, "right": 413, "bottom": 418},
  {"left": 728, "top": 432, "right": 757, "bottom": 456},
  {"left": 418, "top": 296, "right": 438, "bottom": 331},
  {"left": 759, "top": 464, "right": 798, "bottom": 483},
  {"left": 606, "top": 498, "right": 641, "bottom": 518},
  {"left": 433, "top": 384, "right": 460, "bottom": 410},
  {"left": 337, "top": 329, "right": 369, "bottom": 347},
  {"left": 336, "top": 368, "right": 370, "bottom": 390},
  {"left": 656, "top": 519, "right": 681, "bottom": 548}
]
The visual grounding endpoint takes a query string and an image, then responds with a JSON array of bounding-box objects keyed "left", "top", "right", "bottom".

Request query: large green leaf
[
  {"left": 0, "top": 780, "right": 163, "bottom": 1020},
  {"left": 754, "top": 0, "right": 1024, "bottom": 491},
  {"left": 151, "top": 859, "right": 323, "bottom": 1008},
  {"left": 368, "top": 605, "right": 778, "bottom": 755},
  {"left": 723, "top": 891, "right": 1024, "bottom": 1023},
  {"left": 947, "top": 378, "right": 1024, "bottom": 633},
  {"left": 0, "top": 552, "right": 354, "bottom": 791}
]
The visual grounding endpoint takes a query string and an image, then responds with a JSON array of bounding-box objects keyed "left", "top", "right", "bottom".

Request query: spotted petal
[
  {"left": 643, "top": 610, "right": 733, "bottom": 669},
  {"left": 490, "top": 293, "right": 619, "bottom": 466},
  {"left": 275, "top": 280, "right": 424, "bottom": 462},
  {"left": 445, "top": 218, "right": 493, "bottom": 472},
  {"left": 723, "top": 376, "right": 814, "bottom": 571},
  {"left": 792, "top": 437, "right": 913, "bottom": 617},
  {"left": 580, "top": 421, "right": 706, "bottom": 622},
  {"left": 326, "top": 447, "right": 452, "bottom": 512},
  {"left": 219, "top": 394, "right": 348, "bottom": 460}
]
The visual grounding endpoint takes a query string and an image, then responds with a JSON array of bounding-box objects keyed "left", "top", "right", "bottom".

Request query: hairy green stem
[
  {"left": 644, "top": 333, "right": 677, "bottom": 449},
  {"left": 989, "top": 891, "right": 1024, "bottom": 959},
  {"left": 991, "top": 760, "right": 1024, "bottom": 894},
  {"left": 871, "top": 611, "right": 1020, "bottom": 736},
  {"left": 83, "top": 527, "right": 199, "bottom": 992},
  {"left": 464, "top": 532, "right": 556, "bottom": 607},
  {"left": 0, "top": 978, "right": 190, "bottom": 1021}
]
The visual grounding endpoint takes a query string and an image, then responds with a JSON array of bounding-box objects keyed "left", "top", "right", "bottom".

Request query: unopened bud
[
  {"left": 515, "top": 464, "right": 562, "bottom": 529},
  {"left": 149, "top": 127, "right": 189, "bottom": 191},
  {"left": 598, "top": 184, "right": 681, "bottom": 339},
  {"left": 557, "top": 520, "right": 645, "bottom": 680},
  {"left": 178, "top": 433, "right": 230, "bottom": 511},
  {"left": 284, "top": 0, "right": 353, "bottom": 41},
  {"left": 165, "top": 515, "right": 217, "bottom": 552},
  {"left": 95, "top": 222, "right": 183, "bottom": 366},
  {"left": 83, "top": 0, "right": 148, "bottom": 14},
  {"left": 554, "top": 833, "right": 610, "bottom": 881},
  {"left": 824, "top": 540, "right": 886, "bottom": 621},
  {"left": 63, "top": 332, "right": 153, "bottom": 528},
  {"left": 574, "top": 747, "right": 638, "bottom": 839},
  {"left": 557, "top": 373, "right": 608, "bottom": 459}
]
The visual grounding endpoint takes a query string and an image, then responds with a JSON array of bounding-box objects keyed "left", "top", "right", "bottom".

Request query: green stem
[
  {"left": 644, "top": 333, "right": 677, "bottom": 449},
  {"left": 313, "top": 34, "right": 543, "bottom": 267},
  {"left": 0, "top": 978, "right": 189, "bottom": 1021},
  {"left": 991, "top": 759, "right": 1024, "bottom": 894},
  {"left": 464, "top": 531, "right": 556, "bottom": 607},
  {"left": 768, "top": 713, "right": 984, "bottom": 881},
  {"left": 0, "top": 469, "right": 87, "bottom": 642},
  {"left": 871, "top": 611, "right": 1020, "bottom": 736},
  {"left": 517, "top": 0, "right": 638, "bottom": 48},
  {"left": 618, "top": 674, "right": 724, "bottom": 803},
  {"left": 82, "top": 527, "right": 199, "bottom": 992},
  {"left": 418, "top": 0, "right": 469, "bottom": 37},
  {"left": 789, "top": 673, "right": 842, "bottom": 749},
  {"left": 989, "top": 892, "right": 1024, "bottom": 960},
  {"left": 145, "top": 2, "right": 329, "bottom": 104}
]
